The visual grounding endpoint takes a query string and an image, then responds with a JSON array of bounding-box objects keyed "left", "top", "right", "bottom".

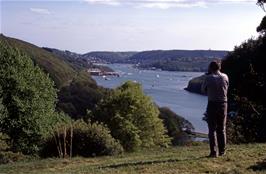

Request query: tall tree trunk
[
  {"left": 63, "top": 126, "right": 67, "bottom": 158},
  {"left": 57, "top": 127, "right": 63, "bottom": 158},
  {"left": 70, "top": 123, "right": 73, "bottom": 158}
]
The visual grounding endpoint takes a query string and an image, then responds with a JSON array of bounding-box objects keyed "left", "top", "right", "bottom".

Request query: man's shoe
[
  {"left": 208, "top": 153, "right": 218, "bottom": 158},
  {"left": 219, "top": 151, "right": 226, "bottom": 156}
]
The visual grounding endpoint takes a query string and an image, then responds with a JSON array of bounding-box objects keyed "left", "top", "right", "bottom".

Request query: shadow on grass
[
  {"left": 99, "top": 156, "right": 206, "bottom": 169},
  {"left": 248, "top": 159, "right": 266, "bottom": 171}
]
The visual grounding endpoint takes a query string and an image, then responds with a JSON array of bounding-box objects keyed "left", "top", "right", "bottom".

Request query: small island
[{"left": 185, "top": 74, "right": 207, "bottom": 95}]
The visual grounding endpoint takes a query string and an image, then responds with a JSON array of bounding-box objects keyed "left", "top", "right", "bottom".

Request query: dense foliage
[
  {"left": 0, "top": 41, "right": 59, "bottom": 154},
  {"left": 222, "top": 35, "right": 266, "bottom": 143},
  {"left": 257, "top": 16, "right": 266, "bottom": 33},
  {"left": 41, "top": 120, "right": 123, "bottom": 157},
  {"left": 222, "top": 1, "right": 266, "bottom": 143},
  {"left": 90, "top": 81, "right": 170, "bottom": 151},
  {"left": 0, "top": 133, "right": 9, "bottom": 152}
]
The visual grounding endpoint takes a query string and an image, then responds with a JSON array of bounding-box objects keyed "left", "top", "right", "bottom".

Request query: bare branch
[{"left": 257, "top": 0, "right": 266, "bottom": 12}]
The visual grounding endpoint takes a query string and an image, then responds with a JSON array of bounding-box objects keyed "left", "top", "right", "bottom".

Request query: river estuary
[{"left": 92, "top": 64, "right": 208, "bottom": 133}]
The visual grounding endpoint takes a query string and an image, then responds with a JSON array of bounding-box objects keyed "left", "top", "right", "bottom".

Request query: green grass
[{"left": 1, "top": 143, "right": 266, "bottom": 174}]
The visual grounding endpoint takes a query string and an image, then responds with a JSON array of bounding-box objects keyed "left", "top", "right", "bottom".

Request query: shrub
[
  {"left": 0, "top": 132, "right": 10, "bottom": 151},
  {"left": 40, "top": 120, "right": 123, "bottom": 158},
  {"left": 0, "top": 151, "right": 27, "bottom": 164}
]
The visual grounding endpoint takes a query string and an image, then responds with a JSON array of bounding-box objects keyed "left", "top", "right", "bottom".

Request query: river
[{"left": 92, "top": 64, "right": 208, "bottom": 133}]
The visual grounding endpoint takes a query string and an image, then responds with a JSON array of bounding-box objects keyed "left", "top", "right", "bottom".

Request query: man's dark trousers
[{"left": 207, "top": 101, "right": 227, "bottom": 155}]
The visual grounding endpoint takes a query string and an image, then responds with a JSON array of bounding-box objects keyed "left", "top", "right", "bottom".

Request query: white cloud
[
  {"left": 30, "top": 8, "right": 51, "bottom": 15},
  {"left": 83, "top": 0, "right": 257, "bottom": 9},
  {"left": 84, "top": 0, "right": 120, "bottom": 6},
  {"left": 137, "top": 1, "right": 207, "bottom": 9}
]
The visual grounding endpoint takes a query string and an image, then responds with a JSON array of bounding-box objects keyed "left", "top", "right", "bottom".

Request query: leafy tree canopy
[
  {"left": 222, "top": 35, "right": 266, "bottom": 143},
  {"left": 89, "top": 81, "right": 170, "bottom": 151},
  {"left": 257, "top": 16, "right": 266, "bottom": 33},
  {"left": 0, "top": 40, "right": 59, "bottom": 154}
]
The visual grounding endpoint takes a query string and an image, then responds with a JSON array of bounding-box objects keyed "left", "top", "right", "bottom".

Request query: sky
[{"left": 1, "top": 0, "right": 265, "bottom": 53}]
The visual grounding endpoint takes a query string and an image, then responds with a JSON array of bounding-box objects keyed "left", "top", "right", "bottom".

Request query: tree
[
  {"left": 257, "top": 0, "right": 266, "bottom": 11},
  {"left": 0, "top": 40, "right": 59, "bottom": 154},
  {"left": 257, "top": 0, "right": 266, "bottom": 33},
  {"left": 221, "top": 23, "right": 266, "bottom": 143},
  {"left": 222, "top": 36, "right": 266, "bottom": 143},
  {"left": 257, "top": 16, "right": 266, "bottom": 33},
  {"left": 89, "top": 81, "right": 170, "bottom": 151},
  {"left": 0, "top": 87, "right": 7, "bottom": 128},
  {"left": 218, "top": 0, "right": 266, "bottom": 144}
]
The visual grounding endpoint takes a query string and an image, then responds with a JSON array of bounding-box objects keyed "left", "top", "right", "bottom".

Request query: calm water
[{"left": 92, "top": 64, "right": 208, "bottom": 133}]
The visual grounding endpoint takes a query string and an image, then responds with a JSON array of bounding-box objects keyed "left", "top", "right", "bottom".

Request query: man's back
[
  {"left": 202, "top": 72, "right": 229, "bottom": 102},
  {"left": 203, "top": 61, "right": 229, "bottom": 157}
]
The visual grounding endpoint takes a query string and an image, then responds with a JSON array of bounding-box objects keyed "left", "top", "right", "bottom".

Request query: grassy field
[{"left": 0, "top": 143, "right": 266, "bottom": 174}]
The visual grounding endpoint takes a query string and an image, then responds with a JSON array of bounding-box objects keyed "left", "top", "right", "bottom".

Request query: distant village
[{"left": 87, "top": 68, "right": 120, "bottom": 77}]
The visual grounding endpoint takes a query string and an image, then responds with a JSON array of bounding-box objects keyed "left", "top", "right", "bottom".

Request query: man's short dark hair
[{"left": 209, "top": 61, "right": 221, "bottom": 72}]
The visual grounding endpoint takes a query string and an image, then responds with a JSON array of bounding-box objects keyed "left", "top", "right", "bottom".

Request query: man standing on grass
[{"left": 201, "top": 61, "right": 229, "bottom": 158}]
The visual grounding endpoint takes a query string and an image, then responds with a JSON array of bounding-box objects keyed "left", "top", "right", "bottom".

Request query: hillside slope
[
  {"left": 130, "top": 50, "right": 228, "bottom": 63},
  {"left": 43, "top": 47, "right": 114, "bottom": 72},
  {"left": 0, "top": 34, "right": 76, "bottom": 88},
  {"left": 81, "top": 50, "right": 228, "bottom": 72},
  {"left": 1, "top": 143, "right": 265, "bottom": 174},
  {"left": 43, "top": 47, "right": 86, "bottom": 71},
  {"left": 0, "top": 35, "right": 103, "bottom": 118},
  {"left": 130, "top": 50, "right": 228, "bottom": 72}
]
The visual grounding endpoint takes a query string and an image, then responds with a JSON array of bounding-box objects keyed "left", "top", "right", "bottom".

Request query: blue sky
[{"left": 1, "top": 0, "right": 265, "bottom": 53}]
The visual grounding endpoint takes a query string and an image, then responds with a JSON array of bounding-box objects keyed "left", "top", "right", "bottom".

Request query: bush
[
  {"left": 0, "top": 132, "right": 10, "bottom": 151},
  {"left": 40, "top": 120, "right": 123, "bottom": 158},
  {"left": 0, "top": 131, "right": 28, "bottom": 164},
  {"left": 0, "top": 151, "right": 27, "bottom": 164}
]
